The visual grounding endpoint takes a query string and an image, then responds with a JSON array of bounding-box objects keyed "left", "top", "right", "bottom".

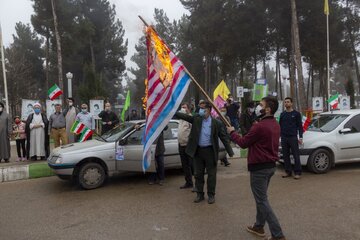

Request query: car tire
[
  {"left": 78, "top": 162, "right": 106, "bottom": 190},
  {"left": 307, "top": 149, "right": 332, "bottom": 174}
]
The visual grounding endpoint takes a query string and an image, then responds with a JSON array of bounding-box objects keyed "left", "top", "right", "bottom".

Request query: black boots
[{"left": 194, "top": 193, "right": 205, "bottom": 203}]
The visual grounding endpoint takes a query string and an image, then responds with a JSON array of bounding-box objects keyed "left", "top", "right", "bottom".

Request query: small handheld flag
[
  {"left": 79, "top": 128, "right": 93, "bottom": 142},
  {"left": 70, "top": 121, "right": 85, "bottom": 134},
  {"left": 48, "top": 84, "right": 63, "bottom": 100},
  {"left": 121, "top": 90, "right": 131, "bottom": 122}
]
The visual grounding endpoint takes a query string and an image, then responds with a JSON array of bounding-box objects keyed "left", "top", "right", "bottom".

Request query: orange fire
[{"left": 146, "top": 27, "right": 173, "bottom": 88}]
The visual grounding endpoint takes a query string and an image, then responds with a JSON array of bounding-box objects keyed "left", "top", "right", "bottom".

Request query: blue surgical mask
[
  {"left": 34, "top": 109, "right": 41, "bottom": 114},
  {"left": 199, "top": 108, "right": 205, "bottom": 116}
]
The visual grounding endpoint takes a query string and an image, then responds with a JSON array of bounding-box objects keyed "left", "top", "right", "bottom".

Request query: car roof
[
  {"left": 320, "top": 109, "right": 360, "bottom": 116},
  {"left": 127, "top": 119, "right": 179, "bottom": 125}
]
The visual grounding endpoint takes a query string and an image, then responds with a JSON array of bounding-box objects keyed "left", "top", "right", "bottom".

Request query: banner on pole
[
  {"left": 46, "top": 99, "right": 62, "bottom": 119},
  {"left": 312, "top": 97, "right": 324, "bottom": 112},
  {"left": 252, "top": 84, "right": 268, "bottom": 101},
  {"left": 339, "top": 96, "right": 350, "bottom": 110},
  {"left": 21, "top": 99, "right": 39, "bottom": 121}
]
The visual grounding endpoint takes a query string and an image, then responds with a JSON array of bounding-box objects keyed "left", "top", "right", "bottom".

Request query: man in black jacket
[
  {"left": 279, "top": 97, "right": 303, "bottom": 180},
  {"left": 98, "top": 102, "right": 119, "bottom": 134},
  {"left": 175, "top": 102, "right": 234, "bottom": 204}
]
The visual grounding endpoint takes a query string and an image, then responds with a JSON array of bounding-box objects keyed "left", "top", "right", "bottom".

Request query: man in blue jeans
[
  {"left": 227, "top": 96, "right": 286, "bottom": 240},
  {"left": 279, "top": 97, "right": 303, "bottom": 180}
]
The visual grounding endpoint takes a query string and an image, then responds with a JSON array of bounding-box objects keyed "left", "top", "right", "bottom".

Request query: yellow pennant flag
[
  {"left": 213, "top": 80, "right": 230, "bottom": 100},
  {"left": 324, "top": 0, "right": 329, "bottom": 15}
]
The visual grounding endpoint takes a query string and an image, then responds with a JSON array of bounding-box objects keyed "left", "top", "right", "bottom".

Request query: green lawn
[{"left": 29, "top": 162, "right": 55, "bottom": 179}]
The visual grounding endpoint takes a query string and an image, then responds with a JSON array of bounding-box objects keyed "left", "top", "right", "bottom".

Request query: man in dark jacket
[
  {"left": 279, "top": 97, "right": 303, "bottom": 179},
  {"left": 227, "top": 96, "right": 286, "bottom": 240},
  {"left": 240, "top": 101, "right": 256, "bottom": 136},
  {"left": 175, "top": 102, "right": 234, "bottom": 204},
  {"left": 98, "top": 102, "right": 119, "bottom": 134}
]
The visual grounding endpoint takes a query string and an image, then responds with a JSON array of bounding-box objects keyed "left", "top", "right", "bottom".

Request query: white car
[{"left": 280, "top": 109, "right": 360, "bottom": 173}]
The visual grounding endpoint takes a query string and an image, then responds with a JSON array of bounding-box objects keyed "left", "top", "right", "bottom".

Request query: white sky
[{"left": 0, "top": 0, "right": 188, "bottom": 71}]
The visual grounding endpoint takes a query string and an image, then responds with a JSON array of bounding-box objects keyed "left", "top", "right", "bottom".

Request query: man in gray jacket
[{"left": 178, "top": 103, "right": 193, "bottom": 189}]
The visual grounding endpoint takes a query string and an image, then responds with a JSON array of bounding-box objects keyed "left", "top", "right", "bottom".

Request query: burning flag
[{"left": 142, "top": 26, "right": 191, "bottom": 172}]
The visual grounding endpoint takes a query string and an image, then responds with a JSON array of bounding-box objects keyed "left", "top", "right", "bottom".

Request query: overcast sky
[{"left": 0, "top": 0, "right": 188, "bottom": 70}]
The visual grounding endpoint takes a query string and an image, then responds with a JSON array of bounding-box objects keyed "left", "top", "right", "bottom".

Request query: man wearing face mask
[
  {"left": 63, "top": 98, "right": 79, "bottom": 143},
  {"left": 227, "top": 97, "right": 286, "bottom": 240},
  {"left": 49, "top": 104, "right": 68, "bottom": 148},
  {"left": 75, "top": 104, "right": 94, "bottom": 141},
  {"left": 225, "top": 94, "right": 240, "bottom": 131},
  {"left": 177, "top": 103, "right": 194, "bottom": 189},
  {"left": 0, "top": 102, "right": 12, "bottom": 163},
  {"left": 98, "top": 102, "right": 119, "bottom": 134},
  {"left": 25, "top": 103, "right": 50, "bottom": 160},
  {"left": 175, "top": 102, "right": 234, "bottom": 204},
  {"left": 240, "top": 102, "right": 256, "bottom": 136}
]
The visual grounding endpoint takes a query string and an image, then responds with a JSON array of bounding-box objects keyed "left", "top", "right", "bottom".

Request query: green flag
[{"left": 121, "top": 90, "right": 131, "bottom": 122}]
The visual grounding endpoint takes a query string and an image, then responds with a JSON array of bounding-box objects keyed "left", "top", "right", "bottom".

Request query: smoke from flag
[
  {"left": 48, "top": 84, "right": 63, "bottom": 100},
  {"left": 142, "top": 26, "right": 191, "bottom": 172}
]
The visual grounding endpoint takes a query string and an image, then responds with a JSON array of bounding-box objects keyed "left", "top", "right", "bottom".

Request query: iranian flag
[
  {"left": 327, "top": 93, "right": 339, "bottom": 109},
  {"left": 48, "top": 84, "right": 63, "bottom": 100},
  {"left": 79, "top": 128, "right": 92, "bottom": 142},
  {"left": 70, "top": 121, "right": 85, "bottom": 134}
]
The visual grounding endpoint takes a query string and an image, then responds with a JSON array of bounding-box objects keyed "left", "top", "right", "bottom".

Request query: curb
[{"left": 0, "top": 162, "right": 54, "bottom": 183}]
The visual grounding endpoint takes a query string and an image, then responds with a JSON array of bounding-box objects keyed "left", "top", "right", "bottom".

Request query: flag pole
[
  {"left": 325, "top": 1, "right": 330, "bottom": 110},
  {"left": 138, "top": 16, "right": 231, "bottom": 127},
  {"left": 0, "top": 22, "right": 9, "bottom": 113}
]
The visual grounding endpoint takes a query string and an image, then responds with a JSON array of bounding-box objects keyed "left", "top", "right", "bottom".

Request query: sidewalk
[
  {"left": 1, "top": 142, "right": 245, "bottom": 183},
  {"left": 0, "top": 141, "right": 55, "bottom": 182}
]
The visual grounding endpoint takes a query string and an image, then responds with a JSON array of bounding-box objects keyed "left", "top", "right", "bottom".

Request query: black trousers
[
  {"left": 16, "top": 139, "right": 26, "bottom": 158},
  {"left": 281, "top": 136, "right": 302, "bottom": 175},
  {"left": 194, "top": 146, "right": 217, "bottom": 196},
  {"left": 179, "top": 145, "right": 193, "bottom": 186}
]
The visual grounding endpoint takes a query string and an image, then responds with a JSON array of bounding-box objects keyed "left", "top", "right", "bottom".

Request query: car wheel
[
  {"left": 307, "top": 149, "right": 332, "bottom": 174},
  {"left": 78, "top": 162, "right": 106, "bottom": 190}
]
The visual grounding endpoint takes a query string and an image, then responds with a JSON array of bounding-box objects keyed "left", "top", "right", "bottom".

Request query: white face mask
[
  {"left": 249, "top": 107, "right": 255, "bottom": 113},
  {"left": 179, "top": 108, "right": 187, "bottom": 114},
  {"left": 255, "top": 105, "right": 263, "bottom": 117},
  {"left": 221, "top": 111, "right": 227, "bottom": 117},
  {"left": 68, "top": 102, "right": 73, "bottom": 107},
  {"left": 0, "top": 107, "right": 3, "bottom": 112}
]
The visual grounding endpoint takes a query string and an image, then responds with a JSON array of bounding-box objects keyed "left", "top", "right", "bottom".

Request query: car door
[
  {"left": 163, "top": 121, "right": 181, "bottom": 168},
  {"left": 336, "top": 114, "right": 360, "bottom": 162},
  {"left": 115, "top": 125, "right": 156, "bottom": 172}
]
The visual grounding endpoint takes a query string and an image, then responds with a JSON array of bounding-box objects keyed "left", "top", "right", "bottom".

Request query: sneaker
[
  {"left": 148, "top": 181, "right": 155, "bottom": 185},
  {"left": 22, "top": 157, "right": 27, "bottom": 161},
  {"left": 194, "top": 193, "right": 204, "bottom": 203},
  {"left": 180, "top": 183, "right": 193, "bottom": 189},
  {"left": 208, "top": 195, "right": 215, "bottom": 204},
  {"left": 246, "top": 225, "right": 265, "bottom": 237},
  {"left": 293, "top": 175, "right": 301, "bottom": 180},
  {"left": 158, "top": 180, "right": 164, "bottom": 186},
  {"left": 16, "top": 158, "right": 21, "bottom": 162},
  {"left": 281, "top": 173, "right": 292, "bottom": 178},
  {"left": 264, "top": 236, "right": 286, "bottom": 240}
]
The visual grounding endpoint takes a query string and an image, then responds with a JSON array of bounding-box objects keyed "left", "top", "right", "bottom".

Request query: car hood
[
  {"left": 52, "top": 139, "right": 112, "bottom": 156},
  {"left": 303, "top": 130, "right": 331, "bottom": 145}
]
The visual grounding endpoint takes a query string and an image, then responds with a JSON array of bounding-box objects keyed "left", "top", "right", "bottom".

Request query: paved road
[{"left": 1, "top": 158, "right": 360, "bottom": 240}]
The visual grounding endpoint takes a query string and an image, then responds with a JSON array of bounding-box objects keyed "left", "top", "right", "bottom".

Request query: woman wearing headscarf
[
  {"left": 25, "top": 103, "right": 50, "bottom": 160},
  {"left": 0, "top": 102, "right": 12, "bottom": 163}
]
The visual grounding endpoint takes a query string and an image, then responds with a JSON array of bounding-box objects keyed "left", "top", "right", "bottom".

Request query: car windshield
[
  {"left": 308, "top": 114, "right": 349, "bottom": 132},
  {"left": 97, "top": 122, "right": 136, "bottom": 142}
]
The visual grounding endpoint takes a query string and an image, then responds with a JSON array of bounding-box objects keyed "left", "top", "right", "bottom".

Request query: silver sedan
[{"left": 48, "top": 120, "right": 227, "bottom": 190}]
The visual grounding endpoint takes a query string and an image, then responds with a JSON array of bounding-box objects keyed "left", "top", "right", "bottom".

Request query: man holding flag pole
[{"left": 139, "top": 16, "right": 234, "bottom": 204}]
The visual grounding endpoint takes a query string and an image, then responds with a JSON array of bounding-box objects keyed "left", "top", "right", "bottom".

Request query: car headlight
[{"left": 55, "top": 157, "right": 63, "bottom": 164}]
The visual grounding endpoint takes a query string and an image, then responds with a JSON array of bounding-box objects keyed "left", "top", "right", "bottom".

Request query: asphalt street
[{"left": 1, "top": 158, "right": 360, "bottom": 240}]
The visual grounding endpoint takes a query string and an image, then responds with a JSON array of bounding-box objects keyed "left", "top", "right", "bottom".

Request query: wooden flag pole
[{"left": 138, "top": 16, "right": 232, "bottom": 127}]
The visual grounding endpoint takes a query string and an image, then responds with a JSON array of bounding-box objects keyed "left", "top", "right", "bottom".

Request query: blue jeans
[
  {"left": 250, "top": 168, "right": 284, "bottom": 238},
  {"left": 149, "top": 154, "right": 165, "bottom": 181}
]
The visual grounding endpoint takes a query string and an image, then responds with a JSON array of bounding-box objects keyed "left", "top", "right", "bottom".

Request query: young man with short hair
[
  {"left": 227, "top": 96, "right": 286, "bottom": 240},
  {"left": 279, "top": 97, "right": 303, "bottom": 180}
]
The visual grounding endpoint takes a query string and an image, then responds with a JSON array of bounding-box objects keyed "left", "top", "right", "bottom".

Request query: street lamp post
[{"left": 66, "top": 72, "right": 73, "bottom": 98}]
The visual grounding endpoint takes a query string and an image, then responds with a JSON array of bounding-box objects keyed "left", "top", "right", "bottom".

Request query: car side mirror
[
  {"left": 118, "top": 138, "right": 127, "bottom": 145},
  {"left": 339, "top": 128, "right": 352, "bottom": 134}
]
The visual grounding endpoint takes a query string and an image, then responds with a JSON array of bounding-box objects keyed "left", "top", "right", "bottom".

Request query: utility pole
[{"left": 0, "top": 22, "right": 9, "bottom": 113}]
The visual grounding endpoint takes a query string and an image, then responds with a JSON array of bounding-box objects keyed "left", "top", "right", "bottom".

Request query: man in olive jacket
[{"left": 175, "top": 102, "right": 234, "bottom": 204}]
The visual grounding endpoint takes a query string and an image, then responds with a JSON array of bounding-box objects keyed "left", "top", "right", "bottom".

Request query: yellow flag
[
  {"left": 324, "top": 0, "right": 329, "bottom": 15},
  {"left": 213, "top": 80, "right": 230, "bottom": 100}
]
